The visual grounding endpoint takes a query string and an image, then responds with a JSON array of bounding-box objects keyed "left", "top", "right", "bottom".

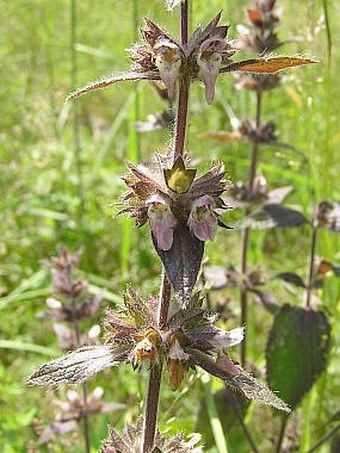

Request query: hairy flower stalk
[{"left": 142, "top": 4, "right": 190, "bottom": 450}]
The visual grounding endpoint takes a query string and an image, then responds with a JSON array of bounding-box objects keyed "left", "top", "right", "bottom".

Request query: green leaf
[{"left": 266, "top": 304, "right": 331, "bottom": 414}]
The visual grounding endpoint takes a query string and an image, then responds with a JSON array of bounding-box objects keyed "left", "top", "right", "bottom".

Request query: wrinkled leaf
[
  {"left": 153, "top": 225, "right": 204, "bottom": 305},
  {"left": 266, "top": 304, "right": 331, "bottom": 413},
  {"left": 196, "top": 388, "right": 249, "bottom": 449},
  {"left": 188, "top": 348, "right": 290, "bottom": 412},
  {"left": 28, "top": 345, "right": 128, "bottom": 386},
  {"left": 272, "top": 272, "right": 306, "bottom": 288},
  {"left": 222, "top": 57, "right": 317, "bottom": 74}
]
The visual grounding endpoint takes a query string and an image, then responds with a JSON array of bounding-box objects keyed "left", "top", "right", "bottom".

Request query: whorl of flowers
[{"left": 66, "top": 11, "right": 313, "bottom": 105}]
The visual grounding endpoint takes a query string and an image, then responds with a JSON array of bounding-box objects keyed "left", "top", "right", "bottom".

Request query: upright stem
[
  {"left": 142, "top": 4, "right": 189, "bottom": 450},
  {"left": 173, "top": 79, "right": 189, "bottom": 161},
  {"left": 240, "top": 90, "right": 263, "bottom": 367},
  {"left": 173, "top": 0, "right": 190, "bottom": 162},
  {"left": 142, "top": 363, "right": 163, "bottom": 453},
  {"left": 306, "top": 221, "right": 318, "bottom": 308},
  {"left": 141, "top": 271, "right": 170, "bottom": 452}
]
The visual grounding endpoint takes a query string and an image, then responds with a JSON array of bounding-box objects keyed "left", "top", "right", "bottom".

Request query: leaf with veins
[{"left": 28, "top": 345, "right": 128, "bottom": 386}]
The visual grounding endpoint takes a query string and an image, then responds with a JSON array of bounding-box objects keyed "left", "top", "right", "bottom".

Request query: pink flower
[
  {"left": 147, "top": 194, "right": 177, "bottom": 251},
  {"left": 188, "top": 195, "right": 218, "bottom": 241}
]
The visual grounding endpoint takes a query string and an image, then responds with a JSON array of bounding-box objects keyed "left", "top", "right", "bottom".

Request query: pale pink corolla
[
  {"left": 188, "top": 195, "right": 218, "bottom": 242},
  {"left": 197, "top": 38, "right": 225, "bottom": 104},
  {"left": 147, "top": 194, "right": 177, "bottom": 251}
]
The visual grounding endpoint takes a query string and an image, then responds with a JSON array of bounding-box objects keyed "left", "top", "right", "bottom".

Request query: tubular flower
[
  {"left": 188, "top": 195, "right": 218, "bottom": 242},
  {"left": 146, "top": 194, "right": 177, "bottom": 251}
]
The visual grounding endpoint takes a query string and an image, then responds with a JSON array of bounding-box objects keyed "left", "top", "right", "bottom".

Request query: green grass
[{"left": 1, "top": 0, "right": 339, "bottom": 451}]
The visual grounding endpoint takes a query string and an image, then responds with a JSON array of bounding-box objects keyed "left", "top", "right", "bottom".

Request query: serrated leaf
[
  {"left": 28, "top": 345, "right": 128, "bottom": 386},
  {"left": 272, "top": 272, "right": 306, "bottom": 288},
  {"left": 153, "top": 225, "right": 204, "bottom": 305},
  {"left": 266, "top": 304, "right": 331, "bottom": 413},
  {"left": 196, "top": 387, "right": 249, "bottom": 449},
  {"left": 188, "top": 348, "right": 290, "bottom": 412},
  {"left": 223, "top": 57, "right": 317, "bottom": 74}
]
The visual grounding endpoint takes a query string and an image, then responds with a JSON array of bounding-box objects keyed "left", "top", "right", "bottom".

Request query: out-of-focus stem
[
  {"left": 71, "top": 0, "right": 86, "bottom": 255},
  {"left": 275, "top": 418, "right": 287, "bottom": 453},
  {"left": 231, "top": 396, "right": 259, "bottom": 453},
  {"left": 240, "top": 90, "right": 262, "bottom": 367},
  {"left": 306, "top": 422, "right": 340, "bottom": 453},
  {"left": 71, "top": 294, "right": 90, "bottom": 453},
  {"left": 306, "top": 219, "right": 318, "bottom": 308}
]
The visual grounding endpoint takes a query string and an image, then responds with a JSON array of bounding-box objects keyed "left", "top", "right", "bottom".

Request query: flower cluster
[{"left": 66, "top": 11, "right": 313, "bottom": 105}]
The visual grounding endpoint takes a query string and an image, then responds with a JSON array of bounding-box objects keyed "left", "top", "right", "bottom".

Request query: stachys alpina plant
[{"left": 29, "top": 1, "right": 314, "bottom": 450}]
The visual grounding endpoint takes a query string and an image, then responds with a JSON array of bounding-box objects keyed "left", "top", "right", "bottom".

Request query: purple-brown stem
[
  {"left": 141, "top": 363, "right": 163, "bottom": 453},
  {"left": 173, "top": 79, "right": 190, "bottom": 161},
  {"left": 240, "top": 89, "right": 263, "bottom": 367},
  {"left": 142, "top": 4, "right": 189, "bottom": 450},
  {"left": 173, "top": 0, "right": 190, "bottom": 162}
]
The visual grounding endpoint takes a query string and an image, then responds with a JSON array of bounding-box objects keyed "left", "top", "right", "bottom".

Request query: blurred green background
[{"left": 1, "top": 0, "right": 339, "bottom": 451}]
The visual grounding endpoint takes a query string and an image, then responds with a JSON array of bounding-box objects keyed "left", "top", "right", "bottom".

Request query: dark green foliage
[{"left": 266, "top": 304, "right": 331, "bottom": 414}]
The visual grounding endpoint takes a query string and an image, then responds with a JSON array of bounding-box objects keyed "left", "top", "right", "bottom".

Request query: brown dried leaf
[
  {"left": 247, "top": 9, "right": 263, "bottom": 27},
  {"left": 201, "top": 131, "right": 242, "bottom": 143},
  {"left": 222, "top": 57, "right": 317, "bottom": 74}
]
